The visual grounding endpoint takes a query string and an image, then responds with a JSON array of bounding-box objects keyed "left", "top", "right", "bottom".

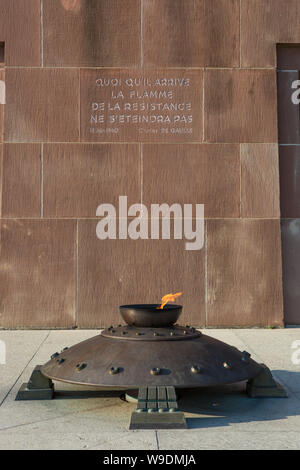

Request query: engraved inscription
[{"left": 80, "top": 70, "right": 202, "bottom": 142}]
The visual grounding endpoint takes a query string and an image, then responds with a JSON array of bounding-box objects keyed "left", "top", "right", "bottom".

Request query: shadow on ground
[
  {"left": 41, "top": 370, "right": 300, "bottom": 429},
  {"left": 176, "top": 370, "right": 300, "bottom": 429}
]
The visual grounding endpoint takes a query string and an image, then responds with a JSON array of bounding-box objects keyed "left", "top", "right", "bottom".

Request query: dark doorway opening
[{"left": 277, "top": 44, "right": 300, "bottom": 325}]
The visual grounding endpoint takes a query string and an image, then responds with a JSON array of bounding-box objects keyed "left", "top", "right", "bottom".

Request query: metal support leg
[
  {"left": 16, "top": 365, "right": 54, "bottom": 400},
  {"left": 130, "top": 386, "right": 187, "bottom": 429},
  {"left": 246, "top": 364, "right": 287, "bottom": 398}
]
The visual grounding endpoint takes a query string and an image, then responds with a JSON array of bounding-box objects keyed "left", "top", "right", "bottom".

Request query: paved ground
[{"left": 0, "top": 328, "right": 300, "bottom": 450}]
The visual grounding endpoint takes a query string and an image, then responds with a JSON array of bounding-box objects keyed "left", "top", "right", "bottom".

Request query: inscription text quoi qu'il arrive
[{"left": 90, "top": 76, "right": 193, "bottom": 126}]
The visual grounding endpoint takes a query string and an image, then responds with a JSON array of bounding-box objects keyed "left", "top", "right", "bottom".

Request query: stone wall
[{"left": 0, "top": 0, "right": 294, "bottom": 327}]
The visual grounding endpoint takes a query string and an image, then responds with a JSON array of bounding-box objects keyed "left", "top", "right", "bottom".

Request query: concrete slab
[
  {"left": 0, "top": 330, "right": 49, "bottom": 405},
  {"left": 157, "top": 429, "right": 300, "bottom": 450},
  {"left": 89, "top": 432, "right": 158, "bottom": 451},
  {"left": 177, "top": 384, "right": 300, "bottom": 432},
  {"left": 0, "top": 412, "right": 156, "bottom": 450},
  {"left": 233, "top": 328, "right": 300, "bottom": 393}
]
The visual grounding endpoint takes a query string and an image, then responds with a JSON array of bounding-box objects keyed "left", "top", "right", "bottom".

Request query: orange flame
[{"left": 157, "top": 292, "right": 183, "bottom": 309}]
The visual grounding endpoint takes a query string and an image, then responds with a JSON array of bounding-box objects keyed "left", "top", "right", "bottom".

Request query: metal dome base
[
  {"left": 15, "top": 305, "right": 287, "bottom": 429},
  {"left": 40, "top": 325, "right": 264, "bottom": 389}
]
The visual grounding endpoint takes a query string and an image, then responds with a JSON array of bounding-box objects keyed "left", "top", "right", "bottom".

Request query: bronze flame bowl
[{"left": 119, "top": 304, "right": 182, "bottom": 327}]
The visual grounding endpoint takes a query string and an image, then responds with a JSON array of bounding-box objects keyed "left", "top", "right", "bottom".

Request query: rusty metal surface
[
  {"left": 246, "top": 364, "right": 288, "bottom": 398},
  {"left": 41, "top": 326, "right": 263, "bottom": 389},
  {"left": 102, "top": 325, "right": 201, "bottom": 341}
]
